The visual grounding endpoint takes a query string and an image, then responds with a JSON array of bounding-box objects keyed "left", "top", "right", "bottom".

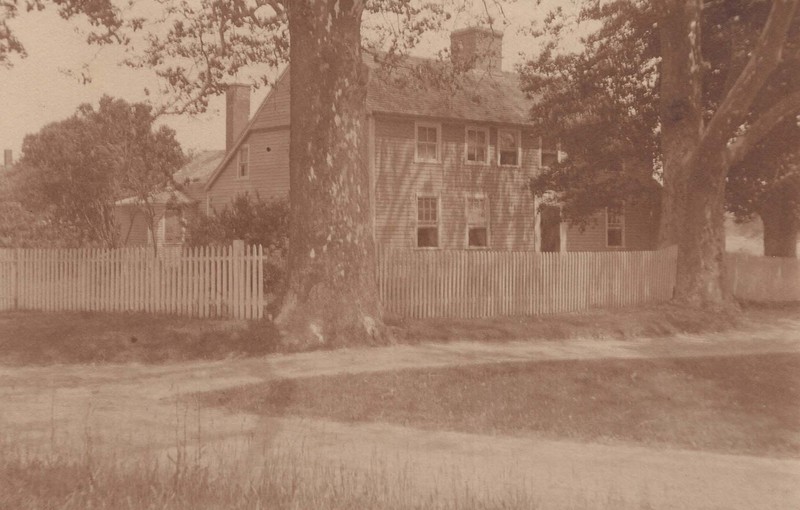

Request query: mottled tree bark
[
  {"left": 277, "top": 0, "right": 386, "bottom": 348},
  {"left": 657, "top": 0, "right": 704, "bottom": 250},
  {"left": 660, "top": 0, "right": 798, "bottom": 306}
]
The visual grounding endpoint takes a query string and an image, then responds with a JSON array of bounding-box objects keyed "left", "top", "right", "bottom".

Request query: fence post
[{"left": 232, "top": 240, "right": 244, "bottom": 319}]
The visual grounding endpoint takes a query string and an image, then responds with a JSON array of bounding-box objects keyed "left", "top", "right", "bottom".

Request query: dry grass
[
  {"left": 0, "top": 311, "right": 280, "bottom": 365},
  {"left": 0, "top": 443, "right": 555, "bottom": 510},
  {"left": 1, "top": 303, "right": 797, "bottom": 365},
  {"left": 389, "top": 302, "right": 799, "bottom": 344},
  {"left": 201, "top": 353, "right": 800, "bottom": 458}
]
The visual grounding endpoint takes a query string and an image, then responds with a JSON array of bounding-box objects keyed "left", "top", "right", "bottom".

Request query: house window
[
  {"left": 606, "top": 205, "right": 624, "bottom": 248},
  {"left": 541, "top": 150, "right": 559, "bottom": 168},
  {"left": 465, "top": 126, "right": 489, "bottom": 164},
  {"left": 466, "top": 196, "right": 489, "bottom": 248},
  {"left": 415, "top": 123, "right": 440, "bottom": 162},
  {"left": 497, "top": 129, "right": 520, "bottom": 166},
  {"left": 417, "top": 196, "right": 439, "bottom": 248},
  {"left": 238, "top": 145, "right": 249, "bottom": 178}
]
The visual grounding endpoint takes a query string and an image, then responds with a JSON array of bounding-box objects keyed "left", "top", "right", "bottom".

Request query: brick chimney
[
  {"left": 225, "top": 84, "right": 251, "bottom": 153},
  {"left": 450, "top": 27, "right": 504, "bottom": 73},
  {"left": 3, "top": 149, "right": 11, "bottom": 168}
]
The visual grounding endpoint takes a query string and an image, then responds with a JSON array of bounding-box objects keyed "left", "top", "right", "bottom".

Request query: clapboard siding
[
  {"left": 374, "top": 115, "right": 540, "bottom": 250},
  {"left": 206, "top": 129, "right": 290, "bottom": 210},
  {"left": 565, "top": 202, "right": 659, "bottom": 252},
  {"left": 251, "top": 68, "right": 291, "bottom": 130},
  {"left": 116, "top": 207, "right": 151, "bottom": 247}
]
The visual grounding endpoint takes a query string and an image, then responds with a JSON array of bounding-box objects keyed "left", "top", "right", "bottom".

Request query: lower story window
[
  {"left": 417, "top": 196, "right": 439, "bottom": 248},
  {"left": 466, "top": 196, "right": 489, "bottom": 248},
  {"left": 606, "top": 205, "right": 624, "bottom": 248}
]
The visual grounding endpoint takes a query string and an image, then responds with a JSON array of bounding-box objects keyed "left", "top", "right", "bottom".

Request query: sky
[{"left": 0, "top": 1, "right": 563, "bottom": 162}]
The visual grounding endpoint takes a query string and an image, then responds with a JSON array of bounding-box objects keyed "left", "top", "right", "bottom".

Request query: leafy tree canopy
[
  {"left": 522, "top": 0, "right": 799, "bottom": 236},
  {"left": 17, "top": 95, "right": 186, "bottom": 247}
]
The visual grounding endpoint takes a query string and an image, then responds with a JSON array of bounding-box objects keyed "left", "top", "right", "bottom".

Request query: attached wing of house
[{"left": 114, "top": 150, "right": 224, "bottom": 250}]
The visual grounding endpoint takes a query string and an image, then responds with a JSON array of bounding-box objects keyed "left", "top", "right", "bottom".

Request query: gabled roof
[
  {"left": 205, "top": 54, "right": 536, "bottom": 191},
  {"left": 174, "top": 150, "right": 225, "bottom": 185},
  {"left": 365, "top": 54, "right": 535, "bottom": 126},
  {"left": 204, "top": 66, "right": 290, "bottom": 191}
]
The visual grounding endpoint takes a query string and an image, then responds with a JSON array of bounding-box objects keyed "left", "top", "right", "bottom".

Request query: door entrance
[{"left": 541, "top": 205, "right": 561, "bottom": 252}]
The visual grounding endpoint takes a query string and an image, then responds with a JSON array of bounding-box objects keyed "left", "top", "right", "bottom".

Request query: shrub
[{"left": 185, "top": 194, "right": 289, "bottom": 289}]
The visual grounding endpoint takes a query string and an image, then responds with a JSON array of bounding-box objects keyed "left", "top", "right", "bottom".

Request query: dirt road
[{"left": 2, "top": 319, "right": 799, "bottom": 509}]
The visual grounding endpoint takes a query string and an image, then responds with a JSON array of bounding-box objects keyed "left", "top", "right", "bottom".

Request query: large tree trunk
[
  {"left": 674, "top": 157, "right": 729, "bottom": 305},
  {"left": 656, "top": 0, "right": 704, "bottom": 248},
  {"left": 277, "top": 0, "right": 386, "bottom": 348},
  {"left": 761, "top": 197, "right": 799, "bottom": 257}
]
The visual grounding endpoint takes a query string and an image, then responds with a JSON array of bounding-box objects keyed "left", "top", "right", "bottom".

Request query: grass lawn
[
  {"left": 389, "top": 302, "right": 800, "bottom": 343},
  {"left": 201, "top": 353, "right": 800, "bottom": 458},
  {"left": 3, "top": 303, "right": 796, "bottom": 365},
  {"left": 0, "top": 311, "right": 280, "bottom": 365}
]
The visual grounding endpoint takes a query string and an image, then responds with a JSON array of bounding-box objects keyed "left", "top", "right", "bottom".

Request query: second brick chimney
[
  {"left": 450, "top": 27, "right": 504, "bottom": 74},
  {"left": 225, "top": 84, "right": 251, "bottom": 153},
  {"left": 3, "top": 149, "right": 12, "bottom": 168}
]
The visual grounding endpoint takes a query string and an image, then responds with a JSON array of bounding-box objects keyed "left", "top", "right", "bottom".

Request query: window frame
[
  {"left": 415, "top": 194, "right": 440, "bottom": 249},
  {"left": 496, "top": 128, "right": 521, "bottom": 167},
  {"left": 465, "top": 194, "right": 490, "bottom": 249},
  {"left": 605, "top": 205, "right": 625, "bottom": 249},
  {"left": 464, "top": 125, "right": 490, "bottom": 165},
  {"left": 237, "top": 144, "right": 250, "bottom": 179},
  {"left": 414, "top": 121, "right": 442, "bottom": 163}
]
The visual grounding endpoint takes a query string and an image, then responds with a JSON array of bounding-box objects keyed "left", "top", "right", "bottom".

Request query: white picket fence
[
  {"left": 377, "top": 246, "right": 679, "bottom": 319},
  {"left": 0, "top": 241, "right": 265, "bottom": 319},
  {"left": 725, "top": 252, "right": 800, "bottom": 302},
  {"left": 2, "top": 243, "right": 796, "bottom": 321}
]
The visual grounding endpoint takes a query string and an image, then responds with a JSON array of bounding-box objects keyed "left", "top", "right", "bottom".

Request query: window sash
[
  {"left": 416, "top": 124, "right": 439, "bottom": 162},
  {"left": 466, "top": 196, "right": 489, "bottom": 247},
  {"left": 417, "top": 196, "right": 439, "bottom": 247},
  {"left": 417, "top": 197, "right": 438, "bottom": 224},
  {"left": 466, "top": 128, "right": 488, "bottom": 163},
  {"left": 606, "top": 206, "right": 624, "bottom": 247},
  {"left": 238, "top": 146, "right": 249, "bottom": 177},
  {"left": 497, "top": 129, "right": 519, "bottom": 166}
]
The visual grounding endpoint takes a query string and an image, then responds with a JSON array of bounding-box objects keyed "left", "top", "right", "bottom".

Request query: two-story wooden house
[{"left": 204, "top": 27, "right": 659, "bottom": 252}]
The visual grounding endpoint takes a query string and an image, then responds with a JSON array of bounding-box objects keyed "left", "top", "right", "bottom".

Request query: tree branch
[
  {"left": 695, "top": 0, "right": 799, "bottom": 163},
  {"left": 726, "top": 89, "right": 800, "bottom": 168}
]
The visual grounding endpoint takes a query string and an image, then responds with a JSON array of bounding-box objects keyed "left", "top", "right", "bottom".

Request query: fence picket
[{"left": 3, "top": 245, "right": 795, "bottom": 321}]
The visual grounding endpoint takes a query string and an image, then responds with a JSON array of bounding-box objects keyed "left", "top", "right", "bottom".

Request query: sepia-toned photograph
[{"left": 1, "top": 0, "right": 798, "bottom": 508}]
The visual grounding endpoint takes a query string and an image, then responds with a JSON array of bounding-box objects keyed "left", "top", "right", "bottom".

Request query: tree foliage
[
  {"left": 185, "top": 194, "right": 289, "bottom": 288},
  {"left": 17, "top": 96, "right": 186, "bottom": 247},
  {"left": 524, "top": 0, "right": 800, "bottom": 267}
]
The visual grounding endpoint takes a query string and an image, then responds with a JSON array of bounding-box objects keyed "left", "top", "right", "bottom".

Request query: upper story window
[
  {"left": 466, "top": 196, "right": 489, "bottom": 248},
  {"left": 497, "top": 129, "right": 520, "bottom": 166},
  {"left": 238, "top": 145, "right": 250, "bottom": 178},
  {"left": 465, "top": 126, "right": 489, "bottom": 164},
  {"left": 417, "top": 196, "right": 439, "bottom": 248},
  {"left": 606, "top": 205, "right": 624, "bottom": 248},
  {"left": 415, "top": 122, "right": 440, "bottom": 163}
]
